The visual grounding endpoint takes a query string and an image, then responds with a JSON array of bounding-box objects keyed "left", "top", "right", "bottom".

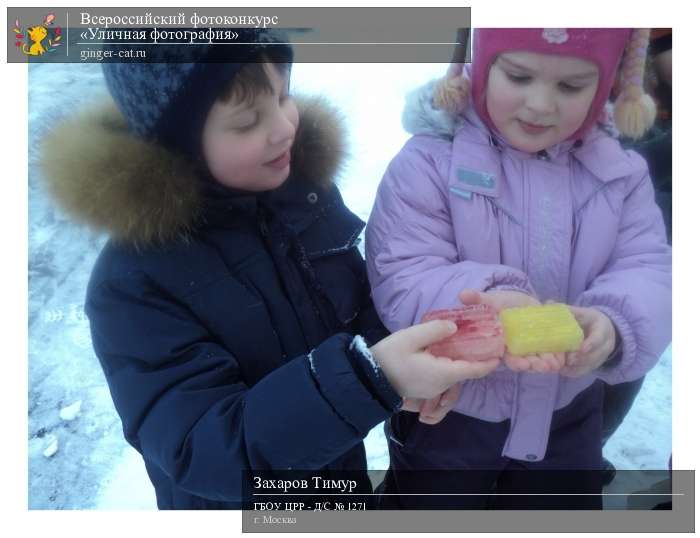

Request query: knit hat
[
  {"left": 433, "top": 28, "right": 656, "bottom": 140},
  {"left": 102, "top": 28, "right": 293, "bottom": 157}
]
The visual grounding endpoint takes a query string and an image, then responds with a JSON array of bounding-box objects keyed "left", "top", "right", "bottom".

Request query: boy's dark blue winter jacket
[{"left": 42, "top": 96, "right": 400, "bottom": 509}]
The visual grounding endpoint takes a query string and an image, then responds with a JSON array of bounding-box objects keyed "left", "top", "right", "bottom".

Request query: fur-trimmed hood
[
  {"left": 40, "top": 95, "right": 347, "bottom": 247},
  {"left": 401, "top": 78, "right": 464, "bottom": 139}
]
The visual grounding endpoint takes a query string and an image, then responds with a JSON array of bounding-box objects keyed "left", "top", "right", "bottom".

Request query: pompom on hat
[
  {"left": 433, "top": 28, "right": 471, "bottom": 114},
  {"left": 433, "top": 28, "right": 657, "bottom": 140}
]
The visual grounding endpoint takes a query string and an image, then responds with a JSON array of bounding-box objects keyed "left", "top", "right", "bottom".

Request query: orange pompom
[
  {"left": 433, "top": 75, "right": 470, "bottom": 114},
  {"left": 613, "top": 93, "right": 657, "bottom": 140}
]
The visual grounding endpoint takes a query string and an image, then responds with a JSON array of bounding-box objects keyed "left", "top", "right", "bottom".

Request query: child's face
[
  {"left": 201, "top": 63, "right": 299, "bottom": 192},
  {"left": 485, "top": 51, "right": 599, "bottom": 153}
]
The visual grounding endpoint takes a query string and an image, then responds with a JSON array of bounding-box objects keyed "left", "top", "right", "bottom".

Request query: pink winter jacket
[{"left": 365, "top": 80, "right": 672, "bottom": 462}]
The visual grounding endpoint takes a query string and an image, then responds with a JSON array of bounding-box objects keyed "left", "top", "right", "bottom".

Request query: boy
[{"left": 41, "top": 31, "right": 498, "bottom": 509}]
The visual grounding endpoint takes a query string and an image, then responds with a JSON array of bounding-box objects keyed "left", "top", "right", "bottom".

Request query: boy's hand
[
  {"left": 459, "top": 289, "right": 568, "bottom": 373},
  {"left": 371, "top": 320, "right": 501, "bottom": 400},
  {"left": 560, "top": 306, "right": 618, "bottom": 378},
  {"left": 399, "top": 288, "right": 525, "bottom": 422}
]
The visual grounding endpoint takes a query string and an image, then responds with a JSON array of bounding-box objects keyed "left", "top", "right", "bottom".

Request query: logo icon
[
  {"left": 541, "top": 28, "right": 569, "bottom": 45},
  {"left": 13, "top": 13, "right": 62, "bottom": 56}
]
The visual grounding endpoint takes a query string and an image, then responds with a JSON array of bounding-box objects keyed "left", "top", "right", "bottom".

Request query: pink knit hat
[{"left": 434, "top": 28, "right": 657, "bottom": 140}]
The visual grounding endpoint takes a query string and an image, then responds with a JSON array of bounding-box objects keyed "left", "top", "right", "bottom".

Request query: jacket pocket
[
  {"left": 285, "top": 196, "right": 366, "bottom": 329},
  {"left": 310, "top": 247, "right": 368, "bottom": 327},
  {"left": 185, "top": 274, "right": 286, "bottom": 383}
]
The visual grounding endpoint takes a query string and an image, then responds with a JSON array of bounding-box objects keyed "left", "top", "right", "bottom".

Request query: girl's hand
[
  {"left": 459, "top": 289, "right": 568, "bottom": 373},
  {"left": 402, "top": 381, "right": 464, "bottom": 424},
  {"left": 503, "top": 351, "right": 567, "bottom": 373},
  {"left": 560, "top": 306, "right": 618, "bottom": 377},
  {"left": 459, "top": 289, "right": 539, "bottom": 311}
]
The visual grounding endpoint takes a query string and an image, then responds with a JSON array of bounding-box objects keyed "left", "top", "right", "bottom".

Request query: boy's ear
[{"left": 290, "top": 95, "right": 348, "bottom": 189}]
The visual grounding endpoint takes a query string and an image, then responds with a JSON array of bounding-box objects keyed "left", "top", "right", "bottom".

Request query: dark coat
[
  {"left": 622, "top": 118, "right": 672, "bottom": 243},
  {"left": 42, "top": 96, "right": 399, "bottom": 509}
]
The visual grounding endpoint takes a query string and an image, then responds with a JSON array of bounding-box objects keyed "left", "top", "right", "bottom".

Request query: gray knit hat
[{"left": 102, "top": 29, "right": 293, "bottom": 156}]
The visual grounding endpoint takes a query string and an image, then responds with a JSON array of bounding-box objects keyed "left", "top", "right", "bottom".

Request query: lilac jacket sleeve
[
  {"left": 576, "top": 170, "right": 672, "bottom": 384},
  {"left": 366, "top": 137, "right": 536, "bottom": 331}
]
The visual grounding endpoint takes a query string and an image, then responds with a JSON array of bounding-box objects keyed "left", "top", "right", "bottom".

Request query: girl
[
  {"left": 40, "top": 32, "right": 498, "bottom": 509},
  {"left": 366, "top": 28, "right": 671, "bottom": 509}
]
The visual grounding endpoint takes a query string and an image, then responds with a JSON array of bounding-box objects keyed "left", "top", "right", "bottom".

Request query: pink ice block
[{"left": 421, "top": 304, "right": 505, "bottom": 361}]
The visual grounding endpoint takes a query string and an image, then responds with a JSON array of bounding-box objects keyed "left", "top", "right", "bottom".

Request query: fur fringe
[{"left": 40, "top": 95, "right": 348, "bottom": 247}]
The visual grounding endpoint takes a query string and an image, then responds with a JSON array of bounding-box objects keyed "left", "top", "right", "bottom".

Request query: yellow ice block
[{"left": 499, "top": 303, "right": 584, "bottom": 355}]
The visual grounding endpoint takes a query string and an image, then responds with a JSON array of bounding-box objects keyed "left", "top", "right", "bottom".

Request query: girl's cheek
[
  {"left": 487, "top": 77, "right": 521, "bottom": 115},
  {"left": 570, "top": 99, "right": 594, "bottom": 128},
  {"left": 498, "top": 90, "right": 521, "bottom": 111}
]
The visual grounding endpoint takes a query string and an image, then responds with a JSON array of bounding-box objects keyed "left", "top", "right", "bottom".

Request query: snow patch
[
  {"left": 59, "top": 400, "right": 82, "bottom": 421},
  {"left": 43, "top": 435, "right": 58, "bottom": 458},
  {"left": 350, "top": 335, "right": 380, "bottom": 374}
]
